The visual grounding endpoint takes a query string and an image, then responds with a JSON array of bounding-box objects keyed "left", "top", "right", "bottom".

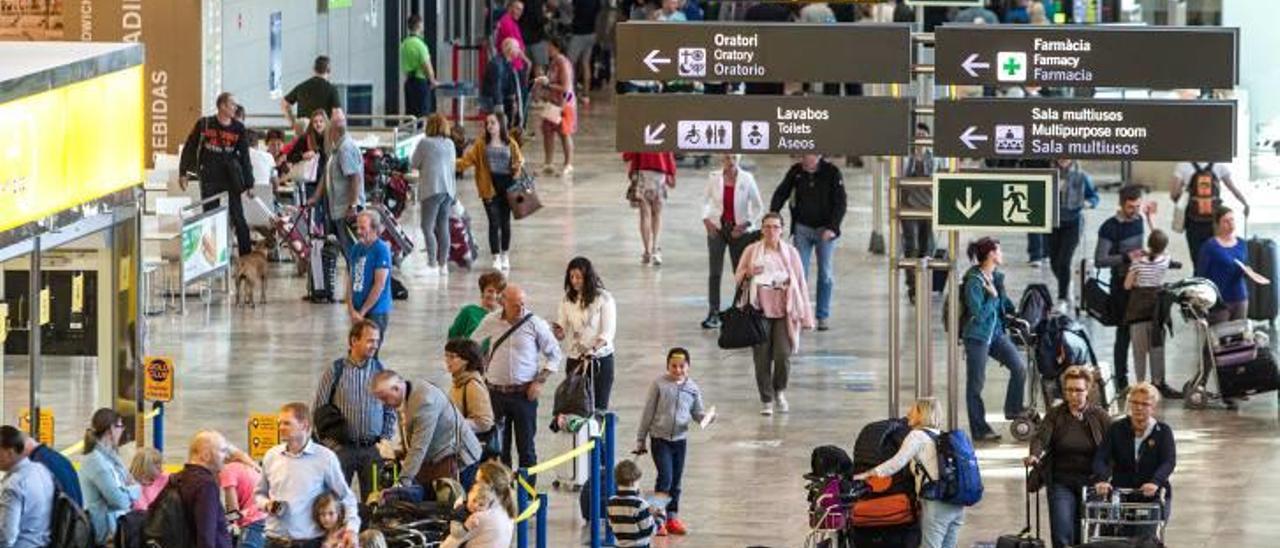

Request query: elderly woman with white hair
[
  {"left": 1093, "top": 382, "right": 1176, "bottom": 531},
  {"left": 701, "top": 154, "right": 763, "bottom": 329}
]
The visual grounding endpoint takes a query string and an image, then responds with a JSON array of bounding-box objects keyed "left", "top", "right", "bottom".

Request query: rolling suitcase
[
  {"left": 1217, "top": 349, "right": 1280, "bottom": 399},
  {"left": 996, "top": 466, "right": 1046, "bottom": 548},
  {"left": 1247, "top": 236, "right": 1278, "bottom": 326},
  {"left": 552, "top": 416, "right": 599, "bottom": 491}
]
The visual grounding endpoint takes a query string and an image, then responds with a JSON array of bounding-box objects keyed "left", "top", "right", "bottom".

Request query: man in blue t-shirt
[{"left": 347, "top": 210, "right": 393, "bottom": 354}]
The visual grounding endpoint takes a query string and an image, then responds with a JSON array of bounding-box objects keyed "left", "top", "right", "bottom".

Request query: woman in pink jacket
[{"left": 736, "top": 211, "right": 815, "bottom": 416}]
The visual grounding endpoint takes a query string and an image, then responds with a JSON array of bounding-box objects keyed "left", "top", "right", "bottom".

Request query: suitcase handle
[{"left": 1022, "top": 464, "right": 1041, "bottom": 540}]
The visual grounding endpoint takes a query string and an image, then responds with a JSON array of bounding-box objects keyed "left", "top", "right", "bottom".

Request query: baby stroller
[{"left": 804, "top": 446, "right": 865, "bottom": 548}]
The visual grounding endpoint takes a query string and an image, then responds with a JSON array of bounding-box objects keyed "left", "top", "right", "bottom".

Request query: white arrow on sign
[
  {"left": 644, "top": 50, "right": 671, "bottom": 73},
  {"left": 644, "top": 123, "right": 666, "bottom": 145},
  {"left": 959, "top": 126, "right": 989, "bottom": 150},
  {"left": 956, "top": 187, "right": 982, "bottom": 219},
  {"left": 961, "top": 53, "right": 990, "bottom": 78}
]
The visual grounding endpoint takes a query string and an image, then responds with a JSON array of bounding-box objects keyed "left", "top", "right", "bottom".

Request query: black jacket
[
  {"left": 173, "top": 464, "right": 232, "bottom": 548},
  {"left": 769, "top": 160, "right": 847, "bottom": 236},
  {"left": 1093, "top": 417, "right": 1176, "bottom": 499},
  {"left": 178, "top": 116, "right": 253, "bottom": 192},
  {"left": 480, "top": 56, "right": 517, "bottom": 110},
  {"left": 1029, "top": 403, "right": 1111, "bottom": 490}
]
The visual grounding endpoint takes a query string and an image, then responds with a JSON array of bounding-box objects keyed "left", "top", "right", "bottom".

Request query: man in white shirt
[
  {"left": 255, "top": 403, "right": 358, "bottom": 547},
  {"left": 0, "top": 426, "right": 54, "bottom": 548}
]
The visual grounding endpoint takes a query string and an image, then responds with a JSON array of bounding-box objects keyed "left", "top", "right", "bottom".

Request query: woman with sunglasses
[
  {"left": 78, "top": 408, "right": 142, "bottom": 545},
  {"left": 1025, "top": 366, "right": 1112, "bottom": 547}
]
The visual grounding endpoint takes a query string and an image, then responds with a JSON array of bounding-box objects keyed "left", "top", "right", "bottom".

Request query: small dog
[{"left": 234, "top": 240, "right": 271, "bottom": 308}]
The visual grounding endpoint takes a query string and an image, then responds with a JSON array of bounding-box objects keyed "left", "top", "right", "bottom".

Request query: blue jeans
[
  {"left": 238, "top": 519, "right": 266, "bottom": 548},
  {"left": 460, "top": 461, "right": 479, "bottom": 493},
  {"left": 368, "top": 312, "right": 389, "bottom": 357},
  {"left": 1028, "top": 233, "right": 1047, "bottom": 261},
  {"left": 964, "top": 332, "right": 1027, "bottom": 437},
  {"left": 650, "top": 437, "right": 687, "bottom": 515},
  {"left": 919, "top": 499, "right": 964, "bottom": 548},
  {"left": 1047, "top": 483, "right": 1082, "bottom": 548},
  {"left": 793, "top": 224, "right": 836, "bottom": 320}
]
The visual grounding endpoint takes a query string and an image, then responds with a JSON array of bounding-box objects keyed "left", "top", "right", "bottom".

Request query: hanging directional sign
[
  {"left": 935, "top": 99, "right": 1236, "bottom": 162},
  {"left": 616, "top": 22, "right": 911, "bottom": 84},
  {"left": 906, "top": 0, "right": 984, "bottom": 6},
  {"left": 936, "top": 25, "right": 1238, "bottom": 88},
  {"left": 934, "top": 171, "right": 1057, "bottom": 233},
  {"left": 616, "top": 95, "right": 912, "bottom": 155}
]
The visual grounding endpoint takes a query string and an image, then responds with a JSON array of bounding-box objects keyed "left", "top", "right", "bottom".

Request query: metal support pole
[
  {"left": 604, "top": 413, "right": 617, "bottom": 546},
  {"left": 516, "top": 471, "right": 530, "bottom": 548},
  {"left": 535, "top": 493, "right": 548, "bottom": 548},
  {"left": 152, "top": 402, "right": 164, "bottom": 453},
  {"left": 888, "top": 176, "right": 901, "bottom": 418},
  {"left": 915, "top": 256, "right": 933, "bottom": 399},
  {"left": 28, "top": 236, "right": 41, "bottom": 441},
  {"left": 869, "top": 154, "right": 887, "bottom": 255},
  {"left": 589, "top": 440, "right": 602, "bottom": 548},
  {"left": 947, "top": 233, "right": 961, "bottom": 430}
]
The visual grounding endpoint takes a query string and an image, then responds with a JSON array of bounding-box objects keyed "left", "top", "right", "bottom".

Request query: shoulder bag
[
  {"left": 718, "top": 281, "right": 768, "bottom": 349},
  {"left": 313, "top": 362, "right": 351, "bottom": 446},
  {"left": 506, "top": 168, "right": 543, "bottom": 219},
  {"left": 486, "top": 313, "right": 535, "bottom": 366},
  {"left": 462, "top": 378, "right": 502, "bottom": 457},
  {"left": 552, "top": 357, "right": 597, "bottom": 420}
]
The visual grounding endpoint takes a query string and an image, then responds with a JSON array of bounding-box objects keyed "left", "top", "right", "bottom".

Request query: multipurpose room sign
[
  {"left": 616, "top": 22, "right": 910, "bottom": 83},
  {"left": 936, "top": 25, "right": 1238, "bottom": 88}
]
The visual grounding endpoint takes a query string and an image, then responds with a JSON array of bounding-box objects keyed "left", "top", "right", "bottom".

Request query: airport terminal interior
[{"left": 3, "top": 1, "right": 1280, "bottom": 547}]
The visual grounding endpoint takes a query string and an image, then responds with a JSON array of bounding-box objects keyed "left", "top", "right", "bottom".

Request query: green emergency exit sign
[{"left": 933, "top": 172, "right": 1056, "bottom": 233}]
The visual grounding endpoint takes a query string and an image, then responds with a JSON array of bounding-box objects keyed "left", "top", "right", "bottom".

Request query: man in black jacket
[
  {"left": 179, "top": 92, "right": 255, "bottom": 256},
  {"left": 770, "top": 154, "right": 846, "bottom": 331}
]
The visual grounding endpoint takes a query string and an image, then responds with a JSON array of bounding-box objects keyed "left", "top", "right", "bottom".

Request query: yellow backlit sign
[{"left": 0, "top": 66, "right": 144, "bottom": 233}]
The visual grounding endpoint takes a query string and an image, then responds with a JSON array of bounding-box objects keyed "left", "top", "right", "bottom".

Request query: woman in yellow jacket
[{"left": 457, "top": 112, "right": 524, "bottom": 270}]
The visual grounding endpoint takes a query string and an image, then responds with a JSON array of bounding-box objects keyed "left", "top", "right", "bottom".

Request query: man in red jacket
[{"left": 623, "top": 152, "right": 677, "bottom": 265}]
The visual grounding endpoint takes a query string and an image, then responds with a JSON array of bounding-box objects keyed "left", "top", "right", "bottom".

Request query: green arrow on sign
[{"left": 933, "top": 171, "right": 1057, "bottom": 233}]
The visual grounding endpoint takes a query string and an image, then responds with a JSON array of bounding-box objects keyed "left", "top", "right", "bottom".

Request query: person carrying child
[
  {"left": 606, "top": 460, "right": 664, "bottom": 547},
  {"left": 1123, "top": 229, "right": 1180, "bottom": 398},
  {"left": 634, "top": 348, "right": 716, "bottom": 536},
  {"left": 312, "top": 492, "right": 355, "bottom": 548},
  {"left": 441, "top": 461, "right": 516, "bottom": 548}
]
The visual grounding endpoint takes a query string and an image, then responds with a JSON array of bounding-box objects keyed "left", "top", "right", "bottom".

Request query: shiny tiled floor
[{"left": 10, "top": 94, "right": 1280, "bottom": 547}]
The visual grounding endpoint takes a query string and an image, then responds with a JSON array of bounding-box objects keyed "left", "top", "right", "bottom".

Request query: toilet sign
[
  {"left": 143, "top": 356, "right": 175, "bottom": 402},
  {"left": 934, "top": 171, "right": 1057, "bottom": 233},
  {"left": 248, "top": 413, "right": 280, "bottom": 461}
]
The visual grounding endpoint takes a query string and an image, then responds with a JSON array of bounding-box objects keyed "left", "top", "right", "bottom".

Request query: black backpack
[
  {"left": 48, "top": 490, "right": 93, "bottom": 548},
  {"left": 810, "top": 445, "right": 854, "bottom": 478},
  {"left": 1017, "top": 283, "right": 1054, "bottom": 333},
  {"left": 1186, "top": 162, "right": 1221, "bottom": 222},
  {"left": 143, "top": 478, "right": 195, "bottom": 548}
]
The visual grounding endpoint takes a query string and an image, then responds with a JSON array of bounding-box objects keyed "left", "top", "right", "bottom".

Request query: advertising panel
[{"left": 181, "top": 208, "right": 230, "bottom": 284}]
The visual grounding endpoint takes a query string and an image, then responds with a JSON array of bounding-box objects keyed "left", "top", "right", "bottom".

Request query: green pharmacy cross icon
[{"left": 1002, "top": 56, "right": 1023, "bottom": 78}]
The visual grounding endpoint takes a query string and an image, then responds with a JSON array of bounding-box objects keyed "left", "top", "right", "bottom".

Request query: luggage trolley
[{"left": 1080, "top": 486, "right": 1167, "bottom": 544}]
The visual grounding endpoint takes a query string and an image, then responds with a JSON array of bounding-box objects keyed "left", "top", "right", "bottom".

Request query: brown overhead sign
[
  {"left": 616, "top": 95, "right": 912, "bottom": 156},
  {"left": 935, "top": 25, "right": 1239, "bottom": 89},
  {"left": 616, "top": 22, "right": 912, "bottom": 84}
]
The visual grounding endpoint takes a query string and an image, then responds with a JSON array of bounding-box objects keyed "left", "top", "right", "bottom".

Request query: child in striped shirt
[
  {"left": 1124, "top": 229, "right": 1173, "bottom": 390},
  {"left": 606, "top": 460, "right": 664, "bottom": 547}
]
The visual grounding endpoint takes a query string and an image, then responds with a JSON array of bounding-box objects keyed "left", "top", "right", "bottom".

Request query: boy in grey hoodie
[{"left": 634, "top": 348, "right": 715, "bottom": 536}]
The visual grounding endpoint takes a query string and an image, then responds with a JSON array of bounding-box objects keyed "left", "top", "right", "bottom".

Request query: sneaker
[
  {"left": 541, "top": 164, "right": 556, "bottom": 176},
  {"left": 1155, "top": 382, "right": 1184, "bottom": 400},
  {"left": 666, "top": 518, "right": 688, "bottom": 536},
  {"left": 499, "top": 253, "right": 511, "bottom": 270},
  {"left": 974, "top": 431, "right": 1002, "bottom": 443},
  {"left": 776, "top": 392, "right": 790, "bottom": 413},
  {"left": 817, "top": 318, "right": 830, "bottom": 331},
  {"left": 490, "top": 255, "right": 503, "bottom": 270},
  {"left": 1028, "top": 259, "right": 1044, "bottom": 268},
  {"left": 652, "top": 252, "right": 663, "bottom": 266},
  {"left": 641, "top": 252, "right": 651, "bottom": 265},
  {"left": 760, "top": 403, "right": 774, "bottom": 416},
  {"left": 701, "top": 313, "right": 721, "bottom": 329},
  {"left": 656, "top": 524, "right": 668, "bottom": 537},
  {"left": 561, "top": 164, "right": 574, "bottom": 177},
  {"left": 424, "top": 264, "right": 439, "bottom": 276}
]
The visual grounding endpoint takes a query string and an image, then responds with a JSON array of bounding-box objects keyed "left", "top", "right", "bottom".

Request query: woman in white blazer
[{"left": 701, "top": 154, "right": 765, "bottom": 329}]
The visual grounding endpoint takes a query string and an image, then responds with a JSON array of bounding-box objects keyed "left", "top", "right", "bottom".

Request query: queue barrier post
[
  {"left": 516, "top": 470, "right": 531, "bottom": 548},
  {"left": 152, "top": 402, "right": 164, "bottom": 453},
  {"left": 603, "top": 413, "right": 617, "bottom": 546},
  {"left": 589, "top": 437, "right": 602, "bottom": 548},
  {"left": 536, "top": 493, "right": 549, "bottom": 548}
]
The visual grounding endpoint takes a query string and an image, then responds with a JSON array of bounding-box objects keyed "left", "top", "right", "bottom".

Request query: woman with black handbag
[
  {"left": 735, "top": 212, "right": 814, "bottom": 416},
  {"left": 552, "top": 257, "right": 617, "bottom": 412},
  {"left": 444, "top": 338, "right": 499, "bottom": 487}
]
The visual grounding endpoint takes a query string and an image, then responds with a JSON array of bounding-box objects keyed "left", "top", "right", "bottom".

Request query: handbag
[
  {"left": 552, "top": 358, "right": 596, "bottom": 419},
  {"left": 717, "top": 282, "right": 768, "bottom": 349},
  {"left": 625, "top": 171, "right": 641, "bottom": 206},
  {"left": 534, "top": 100, "right": 563, "bottom": 124},
  {"left": 506, "top": 168, "right": 544, "bottom": 220},
  {"left": 462, "top": 378, "right": 502, "bottom": 457},
  {"left": 313, "top": 362, "right": 351, "bottom": 446}
]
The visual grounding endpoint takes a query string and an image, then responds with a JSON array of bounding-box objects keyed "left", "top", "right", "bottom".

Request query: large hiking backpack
[
  {"left": 1187, "top": 162, "right": 1221, "bottom": 223},
  {"left": 810, "top": 445, "right": 854, "bottom": 478},
  {"left": 918, "top": 430, "right": 984, "bottom": 507},
  {"left": 1017, "top": 283, "right": 1054, "bottom": 333},
  {"left": 851, "top": 418, "right": 917, "bottom": 528},
  {"left": 48, "top": 490, "right": 93, "bottom": 548},
  {"left": 143, "top": 478, "right": 195, "bottom": 548}
]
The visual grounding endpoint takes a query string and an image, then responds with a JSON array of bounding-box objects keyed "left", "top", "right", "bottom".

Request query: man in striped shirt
[
  {"left": 313, "top": 319, "right": 396, "bottom": 500},
  {"left": 607, "top": 460, "right": 664, "bottom": 545}
]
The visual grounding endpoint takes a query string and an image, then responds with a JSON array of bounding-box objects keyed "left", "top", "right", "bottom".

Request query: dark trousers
[
  {"left": 335, "top": 443, "right": 382, "bottom": 500},
  {"left": 1112, "top": 283, "right": 1131, "bottom": 389},
  {"left": 368, "top": 313, "right": 389, "bottom": 357},
  {"left": 404, "top": 76, "right": 433, "bottom": 117},
  {"left": 577, "top": 354, "right": 615, "bottom": 411},
  {"left": 265, "top": 538, "right": 322, "bottom": 548},
  {"left": 1048, "top": 482, "right": 1083, "bottom": 548},
  {"left": 490, "top": 390, "right": 539, "bottom": 484},
  {"left": 1048, "top": 217, "right": 1082, "bottom": 299},
  {"left": 484, "top": 175, "right": 515, "bottom": 254},
  {"left": 901, "top": 219, "right": 935, "bottom": 298},
  {"left": 651, "top": 437, "right": 687, "bottom": 515},
  {"left": 1028, "top": 233, "right": 1048, "bottom": 261},
  {"left": 1185, "top": 219, "right": 1214, "bottom": 271},
  {"left": 707, "top": 225, "right": 755, "bottom": 312},
  {"left": 201, "top": 179, "right": 253, "bottom": 256}
]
